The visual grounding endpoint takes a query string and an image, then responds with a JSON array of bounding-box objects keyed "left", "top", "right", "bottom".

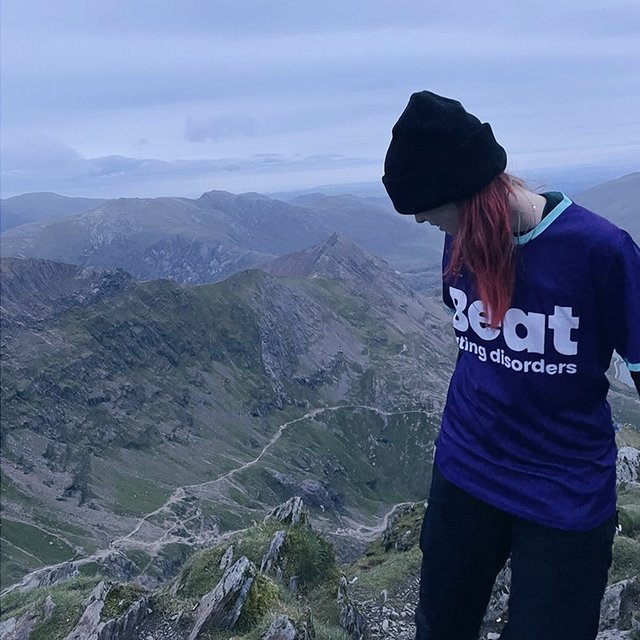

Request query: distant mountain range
[
  {"left": 2, "top": 174, "right": 637, "bottom": 291},
  {"left": 0, "top": 189, "right": 443, "bottom": 282}
]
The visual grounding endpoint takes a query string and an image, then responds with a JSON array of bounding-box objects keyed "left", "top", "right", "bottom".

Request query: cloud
[
  {"left": 0, "top": 136, "right": 380, "bottom": 197},
  {"left": 184, "top": 115, "right": 256, "bottom": 142}
]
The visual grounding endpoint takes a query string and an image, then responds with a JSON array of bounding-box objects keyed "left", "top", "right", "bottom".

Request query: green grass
[
  {"left": 610, "top": 535, "right": 640, "bottom": 584},
  {"left": 111, "top": 472, "right": 171, "bottom": 517},
  {"left": 101, "top": 583, "right": 149, "bottom": 621},
  {"left": 1, "top": 519, "right": 74, "bottom": 566},
  {"left": 0, "top": 576, "right": 97, "bottom": 640}
]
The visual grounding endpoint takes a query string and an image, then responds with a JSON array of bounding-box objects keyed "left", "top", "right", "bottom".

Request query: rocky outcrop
[
  {"left": 599, "top": 577, "right": 640, "bottom": 634},
  {"left": 220, "top": 544, "right": 234, "bottom": 571},
  {"left": 260, "top": 609, "right": 317, "bottom": 640},
  {"left": 265, "top": 496, "right": 308, "bottom": 528},
  {"left": 261, "top": 614, "right": 298, "bottom": 640},
  {"left": 260, "top": 530, "right": 288, "bottom": 578},
  {"left": 188, "top": 556, "right": 257, "bottom": 639},
  {"left": 337, "top": 575, "right": 369, "bottom": 640},
  {"left": 61, "top": 581, "right": 150, "bottom": 640},
  {"left": 0, "top": 608, "right": 40, "bottom": 640},
  {"left": 2, "top": 562, "right": 78, "bottom": 596},
  {"left": 617, "top": 447, "right": 640, "bottom": 486},
  {"left": 64, "top": 581, "right": 109, "bottom": 640}
]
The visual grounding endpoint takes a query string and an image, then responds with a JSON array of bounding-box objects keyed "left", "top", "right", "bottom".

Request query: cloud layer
[{"left": 2, "top": 0, "right": 639, "bottom": 197}]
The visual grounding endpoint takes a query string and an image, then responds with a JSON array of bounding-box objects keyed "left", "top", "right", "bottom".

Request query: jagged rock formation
[
  {"left": 0, "top": 608, "right": 40, "bottom": 640},
  {"left": 260, "top": 530, "right": 288, "bottom": 578},
  {"left": 261, "top": 614, "right": 298, "bottom": 640},
  {"left": 337, "top": 575, "right": 369, "bottom": 640},
  {"left": 265, "top": 496, "right": 309, "bottom": 528},
  {"left": 617, "top": 446, "right": 640, "bottom": 486},
  {"left": 63, "top": 581, "right": 151, "bottom": 640},
  {"left": 188, "top": 556, "right": 257, "bottom": 638},
  {"left": 220, "top": 544, "right": 234, "bottom": 571},
  {"left": 3, "top": 562, "right": 80, "bottom": 595}
]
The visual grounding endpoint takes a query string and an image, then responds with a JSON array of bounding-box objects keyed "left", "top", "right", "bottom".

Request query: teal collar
[{"left": 514, "top": 193, "right": 572, "bottom": 245}]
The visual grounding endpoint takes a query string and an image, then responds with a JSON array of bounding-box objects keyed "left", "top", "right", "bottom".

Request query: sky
[{"left": 1, "top": 0, "right": 639, "bottom": 199}]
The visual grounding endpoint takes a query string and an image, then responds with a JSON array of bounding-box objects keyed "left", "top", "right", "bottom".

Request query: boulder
[
  {"left": 188, "top": 556, "right": 257, "bottom": 639},
  {"left": 599, "top": 577, "right": 640, "bottom": 632},
  {"left": 261, "top": 614, "right": 298, "bottom": 640},
  {"left": 616, "top": 447, "right": 640, "bottom": 487}
]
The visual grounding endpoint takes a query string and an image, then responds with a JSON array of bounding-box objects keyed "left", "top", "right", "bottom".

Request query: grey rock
[
  {"left": 265, "top": 496, "right": 308, "bottom": 527},
  {"left": 219, "top": 544, "right": 234, "bottom": 571},
  {"left": 188, "top": 556, "right": 257, "bottom": 639},
  {"left": 261, "top": 614, "right": 298, "bottom": 640},
  {"left": 260, "top": 530, "right": 287, "bottom": 577},
  {"left": 0, "top": 608, "right": 39, "bottom": 640},
  {"left": 482, "top": 562, "right": 511, "bottom": 626},
  {"left": 43, "top": 594, "right": 57, "bottom": 620},
  {"left": 64, "top": 581, "right": 108, "bottom": 640},
  {"left": 599, "top": 577, "right": 640, "bottom": 632},
  {"left": 3, "top": 561, "right": 79, "bottom": 595},
  {"left": 337, "top": 575, "right": 369, "bottom": 640},
  {"left": 617, "top": 447, "right": 640, "bottom": 487},
  {"left": 98, "top": 595, "right": 150, "bottom": 640}
]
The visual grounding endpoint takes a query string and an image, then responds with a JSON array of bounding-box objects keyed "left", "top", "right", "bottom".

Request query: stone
[
  {"left": 64, "top": 581, "right": 109, "bottom": 640},
  {"left": 0, "top": 608, "right": 39, "bottom": 640},
  {"left": 616, "top": 447, "right": 640, "bottom": 486},
  {"left": 220, "top": 544, "right": 234, "bottom": 570},
  {"left": 260, "top": 530, "right": 287, "bottom": 576},
  {"left": 261, "top": 614, "right": 298, "bottom": 640},
  {"left": 337, "top": 575, "right": 369, "bottom": 640},
  {"left": 43, "top": 595, "right": 56, "bottom": 620},
  {"left": 265, "top": 496, "right": 308, "bottom": 527},
  {"left": 188, "top": 556, "right": 257, "bottom": 639}
]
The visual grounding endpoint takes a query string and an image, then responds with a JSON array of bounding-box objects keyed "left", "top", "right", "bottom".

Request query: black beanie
[{"left": 382, "top": 91, "right": 507, "bottom": 215}]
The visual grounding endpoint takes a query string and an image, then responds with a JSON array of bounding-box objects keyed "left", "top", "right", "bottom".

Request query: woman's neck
[{"left": 510, "top": 188, "right": 547, "bottom": 234}]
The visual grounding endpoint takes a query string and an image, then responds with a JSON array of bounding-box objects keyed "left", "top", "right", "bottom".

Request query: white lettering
[
  {"left": 449, "top": 286, "right": 469, "bottom": 332},
  {"left": 503, "top": 308, "right": 546, "bottom": 354},
  {"left": 468, "top": 300, "right": 500, "bottom": 341},
  {"left": 448, "top": 286, "right": 579, "bottom": 356},
  {"left": 548, "top": 306, "right": 579, "bottom": 355}
]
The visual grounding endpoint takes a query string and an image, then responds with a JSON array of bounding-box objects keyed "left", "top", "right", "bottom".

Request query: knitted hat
[{"left": 382, "top": 91, "right": 507, "bottom": 214}]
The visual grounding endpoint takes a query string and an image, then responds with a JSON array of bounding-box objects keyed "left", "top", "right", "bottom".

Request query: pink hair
[{"left": 446, "top": 173, "right": 522, "bottom": 328}]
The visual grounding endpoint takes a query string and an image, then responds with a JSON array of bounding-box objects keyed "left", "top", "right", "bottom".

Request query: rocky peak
[{"left": 0, "top": 257, "right": 134, "bottom": 323}]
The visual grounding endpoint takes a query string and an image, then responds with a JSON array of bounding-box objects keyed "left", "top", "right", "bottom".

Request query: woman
[{"left": 382, "top": 91, "right": 640, "bottom": 640}]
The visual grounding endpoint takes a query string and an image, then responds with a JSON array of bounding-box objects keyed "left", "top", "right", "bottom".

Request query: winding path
[{"left": 2, "top": 402, "right": 428, "bottom": 594}]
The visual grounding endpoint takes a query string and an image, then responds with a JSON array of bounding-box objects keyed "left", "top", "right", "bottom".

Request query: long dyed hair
[{"left": 445, "top": 173, "right": 524, "bottom": 328}]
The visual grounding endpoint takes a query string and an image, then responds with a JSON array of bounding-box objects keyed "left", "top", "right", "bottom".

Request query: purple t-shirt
[{"left": 436, "top": 194, "right": 640, "bottom": 530}]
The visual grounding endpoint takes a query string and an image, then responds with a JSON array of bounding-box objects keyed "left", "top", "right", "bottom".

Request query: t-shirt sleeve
[{"left": 604, "top": 230, "right": 640, "bottom": 371}]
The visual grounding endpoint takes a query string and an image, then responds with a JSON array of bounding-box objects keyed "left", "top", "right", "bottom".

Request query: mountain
[
  {"left": 0, "top": 238, "right": 455, "bottom": 589},
  {"left": 0, "top": 189, "right": 443, "bottom": 284},
  {"left": 573, "top": 172, "right": 640, "bottom": 242},
  {"left": 0, "top": 258, "right": 134, "bottom": 323},
  {"left": 0, "top": 192, "right": 106, "bottom": 233}
]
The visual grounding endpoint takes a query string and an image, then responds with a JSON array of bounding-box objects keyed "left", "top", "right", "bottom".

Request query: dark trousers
[{"left": 415, "top": 464, "right": 616, "bottom": 640}]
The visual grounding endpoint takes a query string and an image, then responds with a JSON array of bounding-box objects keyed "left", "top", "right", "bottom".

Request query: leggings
[{"left": 415, "top": 464, "right": 616, "bottom": 640}]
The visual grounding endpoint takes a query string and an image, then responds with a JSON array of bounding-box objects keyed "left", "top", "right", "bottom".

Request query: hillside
[
  {"left": 574, "top": 172, "right": 640, "bottom": 242},
  {"left": 0, "top": 238, "right": 455, "bottom": 589}
]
